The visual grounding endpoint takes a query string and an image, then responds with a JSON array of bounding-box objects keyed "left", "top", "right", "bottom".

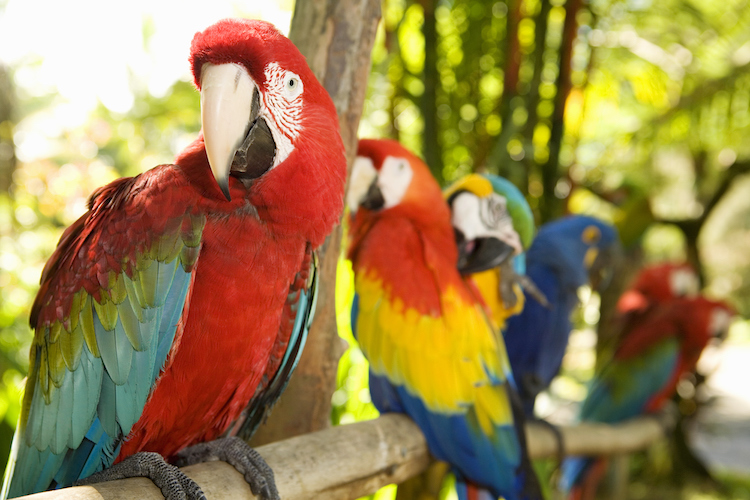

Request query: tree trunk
[
  {"left": 486, "top": 0, "right": 523, "bottom": 176},
  {"left": 521, "top": 0, "right": 552, "bottom": 154},
  {"left": 539, "top": 0, "right": 582, "bottom": 223},
  {"left": 419, "top": 0, "right": 443, "bottom": 183},
  {"left": 250, "top": 0, "right": 381, "bottom": 445}
]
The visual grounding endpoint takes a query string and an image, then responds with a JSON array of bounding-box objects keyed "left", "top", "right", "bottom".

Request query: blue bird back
[{"left": 504, "top": 216, "right": 618, "bottom": 416}]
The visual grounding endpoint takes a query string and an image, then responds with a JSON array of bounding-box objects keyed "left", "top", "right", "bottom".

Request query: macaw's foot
[
  {"left": 74, "top": 451, "right": 206, "bottom": 500},
  {"left": 174, "top": 437, "right": 279, "bottom": 500},
  {"left": 533, "top": 417, "right": 565, "bottom": 465}
]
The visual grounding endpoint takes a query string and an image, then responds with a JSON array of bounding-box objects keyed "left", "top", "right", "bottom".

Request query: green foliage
[{"left": 332, "top": 258, "right": 379, "bottom": 427}]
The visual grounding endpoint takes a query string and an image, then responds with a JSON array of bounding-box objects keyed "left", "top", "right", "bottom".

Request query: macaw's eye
[
  {"left": 480, "top": 194, "right": 508, "bottom": 230},
  {"left": 582, "top": 225, "right": 602, "bottom": 245},
  {"left": 283, "top": 71, "right": 304, "bottom": 100}
]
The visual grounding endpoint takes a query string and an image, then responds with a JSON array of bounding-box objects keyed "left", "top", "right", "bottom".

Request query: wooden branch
[
  {"left": 526, "top": 411, "right": 675, "bottom": 458},
  {"left": 17, "top": 412, "right": 675, "bottom": 500}
]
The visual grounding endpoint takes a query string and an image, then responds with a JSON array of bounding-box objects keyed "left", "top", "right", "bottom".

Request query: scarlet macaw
[
  {"left": 347, "top": 139, "right": 541, "bottom": 500},
  {"left": 2, "top": 19, "right": 345, "bottom": 500},
  {"left": 445, "top": 174, "right": 536, "bottom": 331},
  {"left": 503, "top": 216, "right": 619, "bottom": 416},
  {"left": 560, "top": 294, "right": 734, "bottom": 498}
]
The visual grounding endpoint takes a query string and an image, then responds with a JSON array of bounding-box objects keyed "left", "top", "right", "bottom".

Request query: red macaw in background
[
  {"left": 348, "top": 139, "right": 542, "bottom": 500},
  {"left": 1, "top": 19, "right": 345, "bottom": 500},
  {"left": 560, "top": 283, "right": 734, "bottom": 499}
]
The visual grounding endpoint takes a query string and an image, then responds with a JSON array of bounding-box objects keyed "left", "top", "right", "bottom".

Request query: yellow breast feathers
[{"left": 355, "top": 270, "right": 515, "bottom": 433}]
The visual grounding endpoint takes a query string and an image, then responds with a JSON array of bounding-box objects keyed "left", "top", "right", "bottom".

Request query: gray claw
[
  {"left": 175, "top": 437, "right": 279, "bottom": 500},
  {"left": 75, "top": 451, "right": 206, "bottom": 500}
]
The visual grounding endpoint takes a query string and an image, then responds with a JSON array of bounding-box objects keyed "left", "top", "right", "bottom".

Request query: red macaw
[
  {"left": 560, "top": 293, "right": 734, "bottom": 499},
  {"left": 1, "top": 19, "right": 346, "bottom": 500},
  {"left": 347, "top": 139, "right": 541, "bottom": 500}
]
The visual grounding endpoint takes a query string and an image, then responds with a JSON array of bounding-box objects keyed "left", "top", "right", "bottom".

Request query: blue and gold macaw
[
  {"left": 504, "top": 216, "right": 619, "bottom": 416},
  {"left": 444, "top": 174, "right": 536, "bottom": 332},
  {"left": 347, "top": 139, "right": 542, "bottom": 500}
]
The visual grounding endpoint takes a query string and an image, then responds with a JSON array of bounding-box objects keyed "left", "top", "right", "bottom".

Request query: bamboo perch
[{"left": 13, "top": 411, "right": 674, "bottom": 500}]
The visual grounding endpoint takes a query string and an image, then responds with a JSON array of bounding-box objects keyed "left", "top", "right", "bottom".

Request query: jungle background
[{"left": 0, "top": 0, "right": 749, "bottom": 498}]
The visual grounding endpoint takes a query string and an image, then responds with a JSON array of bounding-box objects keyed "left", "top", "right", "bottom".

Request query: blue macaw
[{"left": 503, "top": 215, "right": 619, "bottom": 416}]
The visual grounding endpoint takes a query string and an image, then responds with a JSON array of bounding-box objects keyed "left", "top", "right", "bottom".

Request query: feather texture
[
  {"left": 503, "top": 216, "right": 619, "bottom": 415},
  {"left": 348, "top": 139, "right": 541, "bottom": 500}
]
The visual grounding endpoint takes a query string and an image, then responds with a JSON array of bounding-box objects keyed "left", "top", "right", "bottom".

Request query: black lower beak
[
  {"left": 230, "top": 116, "right": 277, "bottom": 189},
  {"left": 361, "top": 181, "right": 385, "bottom": 211},
  {"left": 456, "top": 236, "right": 515, "bottom": 275}
]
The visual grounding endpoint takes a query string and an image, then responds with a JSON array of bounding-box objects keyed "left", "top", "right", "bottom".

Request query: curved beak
[
  {"left": 456, "top": 234, "right": 515, "bottom": 275},
  {"left": 201, "top": 63, "right": 268, "bottom": 200},
  {"left": 588, "top": 241, "right": 622, "bottom": 291},
  {"left": 360, "top": 181, "right": 386, "bottom": 211}
]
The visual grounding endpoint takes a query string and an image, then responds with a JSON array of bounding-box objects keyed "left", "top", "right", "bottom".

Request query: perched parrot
[
  {"left": 347, "top": 139, "right": 542, "bottom": 500},
  {"left": 503, "top": 216, "right": 619, "bottom": 416},
  {"left": 2, "top": 19, "right": 346, "bottom": 500},
  {"left": 560, "top": 294, "right": 734, "bottom": 498},
  {"left": 444, "top": 174, "right": 536, "bottom": 331}
]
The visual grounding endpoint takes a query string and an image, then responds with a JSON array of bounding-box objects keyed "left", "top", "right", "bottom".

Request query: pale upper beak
[{"left": 200, "top": 63, "right": 255, "bottom": 200}]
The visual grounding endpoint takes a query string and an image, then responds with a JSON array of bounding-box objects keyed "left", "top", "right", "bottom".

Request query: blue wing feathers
[
  {"left": 560, "top": 338, "right": 680, "bottom": 492},
  {"left": 580, "top": 339, "right": 679, "bottom": 423},
  {"left": 154, "top": 266, "right": 190, "bottom": 379},
  {"left": 51, "top": 375, "right": 73, "bottom": 455},
  {"left": 504, "top": 216, "right": 619, "bottom": 416},
  {"left": 5, "top": 256, "right": 194, "bottom": 497},
  {"left": 94, "top": 314, "right": 133, "bottom": 387},
  {"left": 369, "top": 371, "right": 522, "bottom": 499}
]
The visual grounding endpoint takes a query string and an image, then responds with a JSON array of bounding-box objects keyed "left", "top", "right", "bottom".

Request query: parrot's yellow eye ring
[{"left": 582, "top": 225, "right": 601, "bottom": 245}]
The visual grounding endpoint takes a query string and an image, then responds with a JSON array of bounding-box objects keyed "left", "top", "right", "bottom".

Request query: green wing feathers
[{"left": 19, "top": 166, "right": 205, "bottom": 457}]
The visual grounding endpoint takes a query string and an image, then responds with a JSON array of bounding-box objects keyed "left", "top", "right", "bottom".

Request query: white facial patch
[
  {"left": 262, "top": 62, "right": 304, "bottom": 168},
  {"left": 709, "top": 308, "right": 732, "bottom": 338},
  {"left": 348, "top": 156, "right": 378, "bottom": 212},
  {"left": 451, "top": 192, "right": 483, "bottom": 241},
  {"left": 378, "top": 156, "right": 413, "bottom": 208},
  {"left": 451, "top": 191, "right": 523, "bottom": 255},
  {"left": 670, "top": 268, "right": 699, "bottom": 297}
]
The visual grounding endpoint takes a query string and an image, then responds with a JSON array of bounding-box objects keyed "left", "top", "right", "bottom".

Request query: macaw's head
[
  {"left": 617, "top": 262, "right": 700, "bottom": 315},
  {"left": 529, "top": 215, "right": 620, "bottom": 290},
  {"left": 183, "top": 19, "right": 346, "bottom": 239},
  {"left": 346, "top": 138, "right": 453, "bottom": 250},
  {"left": 443, "top": 174, "right": 533, "bottom": 275}
]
